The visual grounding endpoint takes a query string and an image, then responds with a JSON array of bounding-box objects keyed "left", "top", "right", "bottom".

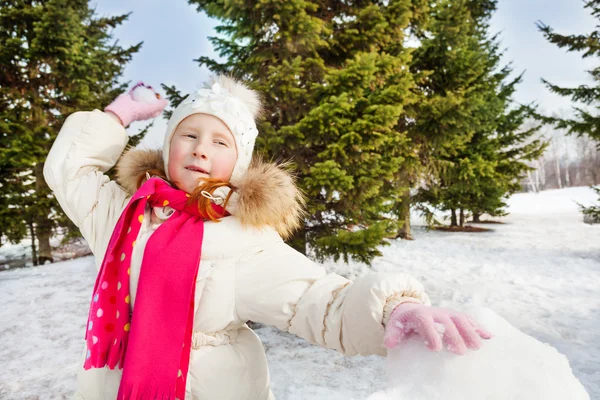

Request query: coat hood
[{"left": 115, "top": 148, "right": 305, "bottom": 240}]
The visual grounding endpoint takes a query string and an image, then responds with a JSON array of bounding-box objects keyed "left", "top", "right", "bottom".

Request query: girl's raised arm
[
  {"left": 44, "top": 110, "right": 131, "bottom": 267},
  {"left": 44, "top": 84, "right": 166, "bottom": 268}
]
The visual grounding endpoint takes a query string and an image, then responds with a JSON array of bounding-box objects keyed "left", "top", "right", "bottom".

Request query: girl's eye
[
  {"left": 215, "top": 140, "right": 228, "bottom": 146},
  {"left": 186, "top": 134, "right": 197, "bottom": 139}
]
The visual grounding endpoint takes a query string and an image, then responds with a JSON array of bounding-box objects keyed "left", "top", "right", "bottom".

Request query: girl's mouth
[{"left": 185, "top": 166, "right": 209, "bottom": 174}]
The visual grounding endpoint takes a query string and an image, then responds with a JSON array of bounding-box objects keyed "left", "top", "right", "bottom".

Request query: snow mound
[{"left": 368, "top": 307, "right": 589, "bottom": 400}]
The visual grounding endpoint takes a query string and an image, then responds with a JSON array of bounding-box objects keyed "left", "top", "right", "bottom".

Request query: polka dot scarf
[{"left": 83, "top": 177, "right": 225, "bottom": 400}]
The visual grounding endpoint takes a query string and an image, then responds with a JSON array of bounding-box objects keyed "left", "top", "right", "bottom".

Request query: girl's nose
[{"left": 192, "top": 141, "right": 208, "bottom": 159}]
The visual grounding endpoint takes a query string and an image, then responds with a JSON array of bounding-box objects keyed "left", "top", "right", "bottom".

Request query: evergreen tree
[
  {"left": 467, "top": 98, "right": 547, "bottom": 222},
  {"left": 415, "top": 0, "right": 546, "bottom": 227},
  {"left": 186, "top": 0, "right": 430, "bottom": 263},
  {"left": 410, "top": 0, "right": 496, "bottom": 227},
  {"left": 579, "top": 186, "right": 600, "bottom": 223},
  {"left": 396, "top": 0, "right": 493, "bottom": 235},
  {"left": 537, "top": 0, "right": 600, "bottom": 142},
  {"left": 538, "top": 0, "right": 600, "bottom": 217},
  {"left": 0, "top": 0, "right": 140, "bottom": 263},
  {"left": 436, "top": 76, "right": 546, "bottom": 226}
]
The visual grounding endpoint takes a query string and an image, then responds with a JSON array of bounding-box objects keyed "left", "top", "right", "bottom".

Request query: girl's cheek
[{"left": 172, "top": 143, "right": 187, "bottom": 162}]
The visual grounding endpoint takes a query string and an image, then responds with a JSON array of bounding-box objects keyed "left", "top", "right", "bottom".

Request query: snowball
[
  {"left": 433, "top": 322, "right": 446, "bottom": 334},
  {"left": 368, "top": 307, "right": 589, "bottom": 400},
  {"left": 132, "top": 85, "right": 159, "bottom": 104}
]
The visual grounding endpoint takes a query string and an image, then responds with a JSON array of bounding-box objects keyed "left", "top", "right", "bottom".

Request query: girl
[{"left": 44, "top": 76, "right": 491, "bottom": 400}]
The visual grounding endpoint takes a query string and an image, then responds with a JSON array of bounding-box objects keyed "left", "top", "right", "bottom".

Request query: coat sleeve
[
  {"left": 235, "top": 238, "right": 431, "bottom": 356},
  {"left": 43, "top": 110, "right": 131, "bottom": 267}
]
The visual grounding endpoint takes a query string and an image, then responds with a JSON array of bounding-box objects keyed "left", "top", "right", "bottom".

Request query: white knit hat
[{"left": 162, "top": 75, "right": 261, "bottom": 186}]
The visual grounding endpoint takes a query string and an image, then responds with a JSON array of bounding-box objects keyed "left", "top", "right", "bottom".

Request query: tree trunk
[
  {"left": 397, "top": 189, "right": 414, "bottom": 240},
  {"left": 28, "top": 219, "right": 38, "bottom": 266},
  {"left": 35, "top": 163, "right": 54, "bottom": 264},
  {"left": 540, "top": 160, "right": 546, "bottom": 188},
  {"left": 555, "top": 156, "right": 562, "bottom": 189},
  {"left": 459, "top": 208, "right": 465, "bottom": 227},
  {"left": 289, "top": 225, "right": 307, "bottom": 256},
  {"left": 472, "top": 213, "right": 481, "bottom": 223},
  {"left": 526, "top": 170, "right": 537, "bottom": 193},
  {"left": 36, "top": 219, "right": 53, "bottom": 264},
  {"left": 564, "top": 143, "right": 571, "bottom": 187},
  {"left": 450, "top": 209, "right": 458, "bottom": 227}
]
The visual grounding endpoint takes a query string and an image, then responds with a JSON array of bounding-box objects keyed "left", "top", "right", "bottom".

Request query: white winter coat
[{"left": 44, "top": 110, "right": 431, "bottom": 400}]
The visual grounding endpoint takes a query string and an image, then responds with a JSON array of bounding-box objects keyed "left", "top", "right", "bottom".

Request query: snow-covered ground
[
  {"left": 0, "top": 186, "right": 598, "bottom": 399},
  {"left": 0, "top": 237, "right": 91, "bottom": 271}
]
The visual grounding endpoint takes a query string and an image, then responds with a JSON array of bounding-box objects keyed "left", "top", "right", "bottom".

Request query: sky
[{"left": 91, "top": 0, "right": 598, "bottom": 148}]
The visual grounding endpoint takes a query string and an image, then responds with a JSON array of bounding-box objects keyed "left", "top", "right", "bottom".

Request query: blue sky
[{"left": 92, "top": 0, "right": 597, "bottom": 147}]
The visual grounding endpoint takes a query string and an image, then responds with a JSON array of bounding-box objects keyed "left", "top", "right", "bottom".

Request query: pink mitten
[
  {"left": 104, "top": 82, "right": 168, "bottom": 126},
  {"left": 384, "top": 303, "right": 492, "bottom": 355}
]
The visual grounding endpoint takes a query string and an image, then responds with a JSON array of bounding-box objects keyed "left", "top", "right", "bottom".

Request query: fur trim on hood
[{"left": 115, "top": 148, "right": 305, "bottom": 240}]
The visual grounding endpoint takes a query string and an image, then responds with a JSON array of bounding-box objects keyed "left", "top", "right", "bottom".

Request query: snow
[
  {"left": 0, "top": 186, "right": 598, "bottom": 399},
  {"left": 0, "top": 236, "right": 90, "bottom": 270},
  {"left": 0, "top": 239, "right": 34, "bottom": 269},
  {"left": 370, "top": 307, "right": 589, "bottom": 400}
]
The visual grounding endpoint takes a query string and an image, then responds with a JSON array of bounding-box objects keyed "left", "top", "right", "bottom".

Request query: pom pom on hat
[{"left": 211, "top": 75, "right": 262, "bottom": 119}]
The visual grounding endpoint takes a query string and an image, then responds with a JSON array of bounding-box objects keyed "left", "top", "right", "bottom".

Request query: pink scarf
[{"left": 83, "top": 177, "right": 225, "bottom": 399}]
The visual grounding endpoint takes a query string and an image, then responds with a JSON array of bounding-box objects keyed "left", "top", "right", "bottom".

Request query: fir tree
[
  {"left": 415, "top": 0, "right": 546, "bottom": 227},
  {"left": 410, "top": 0, "right": 496, "bottom": 227},
  {"left": 395, "top": 0, "right": 492, "bottom": 235},
  {"left": 538, "top": 0, "right": 600, "bottom": 218},
  {"left": 537, "top": 0, "right": 600, "bottom": 142},
  {"left": 467, "top": 98, "right": 546, "bottom": 222},
  {"left": 579, "top": 186, "right": 600, "bottom": 223},
  {"left": 0, "top": 0, "right": 140, "bottom": 263},
  {"left": 187, "top": 0, "right": 430, "bottom": 263}
]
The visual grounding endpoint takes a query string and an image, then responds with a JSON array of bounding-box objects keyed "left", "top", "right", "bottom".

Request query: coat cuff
[{"left": 382, "top": 295, "right": 425, "bottom": 327}]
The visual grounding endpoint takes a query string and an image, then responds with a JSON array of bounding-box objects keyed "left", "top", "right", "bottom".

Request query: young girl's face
[{"left": 168, "top": 113, "right": 237, "bottom": 194}]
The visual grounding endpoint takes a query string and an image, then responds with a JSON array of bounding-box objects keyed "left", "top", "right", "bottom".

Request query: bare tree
[
  {"left": 520, "top": 109, "right": 596, "bottom": 191},
  {"left": 552, "top": 138, "right": 563, "bottom": 189},
  {"left": 576, "top": 135, "right": 600, "bottom": 185}
]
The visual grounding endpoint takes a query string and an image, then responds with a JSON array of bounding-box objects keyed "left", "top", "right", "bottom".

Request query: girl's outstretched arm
[{"left": 235, "top": 239, "right": 430, "bottom": 356}]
